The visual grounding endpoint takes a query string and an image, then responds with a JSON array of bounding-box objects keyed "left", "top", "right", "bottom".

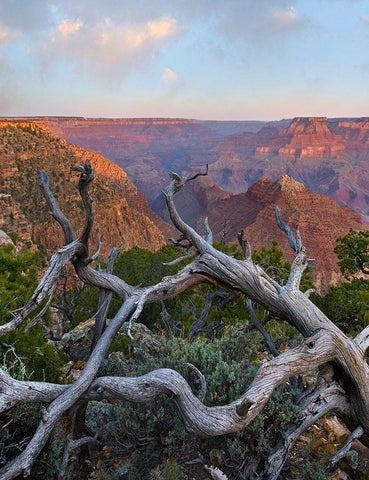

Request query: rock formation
[
  {"left": 3, "top": 116, "right": 369, "bottom": 290},
  {"left": 0, "top": 120, "right": 168, "bottom": 256},
  {"left": 37, "top": 116, "right": 369, "bottom": 221},
  {"left": 200, "top": 175, "right": 369, "bottom": 291}
]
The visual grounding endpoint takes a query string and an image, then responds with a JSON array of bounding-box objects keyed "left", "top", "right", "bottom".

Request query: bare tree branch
[
  {"left": 37, "top": 169, "right": 75, "bottom": 244},
  {"left": 0, "top": 240, "right": 82, "bottom": 336},
  {"left": 0, "top": 298, "right": 136, "bottom": 479},
  {"left": 91, "top": 246, "right": 122, "bottom": 351},
  {"left": 203, "top": 217, "right": 213, "bottom": 245},
  {"left": 275, "top": 206, "right": 301, "bottom": 253},
  {"left": 327, "top": 425, "right": 364, "bottom": 472},
  {"left": 247, "top": 299, "right": 279, "bottom": 357},
  {"left": 354, "top": 325, "right": 369, "bottom": 356},
  {"left": 238, "top": 229, "right": 251, "bottom": 260},
  {"left": 186, "top": 363, "right": 207, "bottom": 402},
  {"left": 2, "top": 161, "right": 369, "bottom": 479},
  {"left": 71, "top": 159, "right": 96, "bottom": 249},
  {"left": 264, "top": 378, "right": 349, "bottom": 479},
  {"left": 85, "top": 228, "right": 102, "bottom": 265},
  {"left": 162, "top": 250, "right": 198, "bottom": 266}
]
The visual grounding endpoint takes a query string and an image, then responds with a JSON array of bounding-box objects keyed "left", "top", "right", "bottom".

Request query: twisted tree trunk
[{"left": 0, "top": 162, "right": 367, "bottom": 478}]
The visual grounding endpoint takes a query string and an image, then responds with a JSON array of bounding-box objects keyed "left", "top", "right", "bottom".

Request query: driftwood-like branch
[
  {"left": 167, "top": 164, "right": 209, "bottom": 194},
  {"left": 24, "top": 283, "right": 56, "bottom": 332},
  {"left": 91, "top": 246, "right": 122, "bottom": 351},
  {"left": 59, "top": 435, "right": 100, "bottom": 480},
  {"left": 186, "top": 363, "right": 207, "bottom": 402},
  {"left": 38, "top": 169, "right": 75, "bottom": 244},
  {"left": 188, "top": 291, "right": 216, "bottom": 339},
  {"left": 0, "top": 240, "right": 82, "bottom": 336},
  {"left": 188, "top": 290, "right": 235, "bottom": 340},
  {"left": 0, "top": 331, "right": 344, "bottom": 443},
  {"left": 355, "top": 325, "right": 369, "bottom": 356},
  {"left": 85, "top": 228, "right": 102, "bottom": 265},
  {"left": 327, "top": 425, "right": 364, "bottom": 471},
  {"left": 264, "top": 378, "right": 349, "bottom": 479},
  {"left": 275, "top": 206, "right": 301, "bottom": 253},
  {"left": 203, "top": 217, "right": 213, "bottom": 245},
  {"left": 237, "top": 229, "right": 251, "bottom": 260},
  {"left": 3, "top": 162, "right": 369, "bottom": 478},
  {"left": 247, "top": 299, "right": 279, "bottom": 357},
  {"left": 162, "top": 250, "right": 198, "bottom": 266},
  {"left": 71, "top": 159, "right": 95, "bottom": 248},
  {"left": 0, "top": 299, "right": 136, "bottom": 480}
]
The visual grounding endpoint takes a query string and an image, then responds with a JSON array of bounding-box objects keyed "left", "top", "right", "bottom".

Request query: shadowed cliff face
[
  {"left": 200, "top": 175, "right": 369, "bottom": 292},
  {"left": 0, "top": 121, "right": 168, "bottom": 256},
  {"left": 43, "top": 116, "right": 369, "bottom": 219}
]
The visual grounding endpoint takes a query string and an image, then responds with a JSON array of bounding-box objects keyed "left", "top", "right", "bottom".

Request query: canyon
[
  {"left": 0, "top": 120, "right": 168, "bottom": 256},
  {"left": 36, "top": 116, "right": 369, "bottom": 221},
  {"left": 2, "top": 116, "right": 369, "bottom": 291}
]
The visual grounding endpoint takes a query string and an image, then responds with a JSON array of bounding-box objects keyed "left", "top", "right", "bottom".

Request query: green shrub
[
  {"left": 85, "top": 326, "right": 302, "bottom": 479},
  {"left": 0, "top": 244, "right": 65, "bottom": 382}
]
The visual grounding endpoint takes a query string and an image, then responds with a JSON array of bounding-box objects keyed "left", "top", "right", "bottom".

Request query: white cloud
[
  {"left": 45, "top": 16, "right": 184, "bottom": 81},
  {"left": 147, "top": 17, "right": 180, "bottom": 39},
  {"left": 0, "top": 21, "right": 18, "bottom": 49},
  {"left": 125, "top": 17, "right": 181, "bottom": 47}
]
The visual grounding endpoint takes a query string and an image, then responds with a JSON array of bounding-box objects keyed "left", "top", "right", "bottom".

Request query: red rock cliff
[
  {"left": 0, "top": 121, "right": 168, "bottom": 255},
  {"left": 202, "top": 175, "right": 369, "bottom": 292}
]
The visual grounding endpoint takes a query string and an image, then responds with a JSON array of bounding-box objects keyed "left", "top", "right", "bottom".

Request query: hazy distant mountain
[
  {"left": 42, "top": 117, "right": 287, "bottom": 203},
  {"left": 40, "top": 116, "right": 369, "bottom": 221}
]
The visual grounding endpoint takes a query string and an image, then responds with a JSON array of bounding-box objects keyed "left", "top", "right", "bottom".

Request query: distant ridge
[{"left": 32, "top": 115, "right": 369, "bottom": 221}]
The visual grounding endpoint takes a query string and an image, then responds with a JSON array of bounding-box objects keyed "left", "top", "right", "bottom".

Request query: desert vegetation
[{"left": 1, "top": 161, "right": 369, "bottom": 479}]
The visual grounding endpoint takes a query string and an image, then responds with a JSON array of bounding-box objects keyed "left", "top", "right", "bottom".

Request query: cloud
[
  {"left": 0, "top": 28, "right": 7, "bottom": 47},
  {"left": 0, "top": 20, "right": 19, "bottom": 49},
  {"left": 125, "top": 17, "right": 181, "bottom": 47},
  {"left": 273, "top": 6, "right": 298, "bottom": 24},
  {"left": 0, "top": 0, "right": 310, "bottom": 99},
  {"left": 57, "top": 19, "right": 83, "bottom": 38},
  {"left": 43, "top": 15, "right": 184, "bottom": 82},
  {"left": 218, "top": 2, "right": 309, "bottom": 43},
  {"left": 270, "top": 6, "right": 306, "bottom": 35},
  {"left": 161, "top": 67, "right": 179, "bottom": 86}
]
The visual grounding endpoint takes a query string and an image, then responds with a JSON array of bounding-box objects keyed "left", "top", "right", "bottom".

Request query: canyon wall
[
  {"left": 41, "top": 116, "right": 369, "bottom": 221},
  {"left": 200, "top": 175, "right": 369, "bottom": 291},
  {"left": 0, "top": 121, "right": 168, "bottom": 256}
]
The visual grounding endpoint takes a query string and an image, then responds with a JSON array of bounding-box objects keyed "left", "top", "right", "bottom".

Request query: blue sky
[{"left": 0, "top": 0, "right": 368, "bottom": 120}]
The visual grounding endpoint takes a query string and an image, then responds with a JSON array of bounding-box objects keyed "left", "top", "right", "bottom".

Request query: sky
[{"left": 0, "top": 0, "right": 369, "bottom": 120}]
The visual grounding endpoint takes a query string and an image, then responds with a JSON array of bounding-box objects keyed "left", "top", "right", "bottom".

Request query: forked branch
[{"left": 2, "top": 162, "right": 369, "bottom": 479}]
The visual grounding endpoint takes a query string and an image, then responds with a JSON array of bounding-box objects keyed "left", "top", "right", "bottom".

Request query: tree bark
[{"left": 1, "top": 163, "right": 369, "bottom": 478}]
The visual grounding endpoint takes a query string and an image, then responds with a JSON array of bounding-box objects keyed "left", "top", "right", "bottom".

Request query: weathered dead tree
[{"left": 1, "top": 161, "right": 369, "bottom": 479}]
